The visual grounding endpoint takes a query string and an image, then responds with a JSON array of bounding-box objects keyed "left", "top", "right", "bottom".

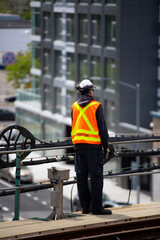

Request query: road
[{"left": 0, "top": 178, "right": 72, "bottom": 222}]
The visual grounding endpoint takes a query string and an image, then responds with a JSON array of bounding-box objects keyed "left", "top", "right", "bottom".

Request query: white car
[{"left": 0, "top": 166, "right": 33, "bottom": 183}]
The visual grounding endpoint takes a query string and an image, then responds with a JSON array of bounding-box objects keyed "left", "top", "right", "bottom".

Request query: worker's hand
[{"left": 103, "top": 144, "right": 115, "bottom": 164}]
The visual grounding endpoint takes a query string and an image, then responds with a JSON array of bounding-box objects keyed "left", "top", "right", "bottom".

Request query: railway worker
[{"left": 71, "top": 79, "right": 112, "bottom": 215}]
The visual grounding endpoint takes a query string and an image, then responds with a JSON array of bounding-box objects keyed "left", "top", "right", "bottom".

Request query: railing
[
  {"left": 0, "top": 125, "right": 160, "bottom": 221},
  {"left": 16, "top": 89, "right": 41, "bottom": 108}
]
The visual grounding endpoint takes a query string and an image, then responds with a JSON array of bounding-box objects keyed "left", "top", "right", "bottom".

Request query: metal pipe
[{"left": 13, "top": 151, "right": 21, "bottom": 221}]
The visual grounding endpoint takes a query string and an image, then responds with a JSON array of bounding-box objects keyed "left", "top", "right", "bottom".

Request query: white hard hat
[{"left": 76, "top": 79, "right": 95, "bottom": 92}]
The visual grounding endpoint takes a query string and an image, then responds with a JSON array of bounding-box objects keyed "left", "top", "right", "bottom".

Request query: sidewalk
[{"left": 0, "top": 70, "right": 15, "bottom": 107}]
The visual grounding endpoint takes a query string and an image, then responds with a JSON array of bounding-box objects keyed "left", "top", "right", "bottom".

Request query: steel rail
[
  {"left": 0, "top": 145, "right": 74, "bottom": 154},
  {"left": 104, "top": 170, "right": 160, "bottom": 178},
  {"left": 64, "top": 225, "right": 160, "bottom": 240},
  {"left": 1, "top": 166, "right": 160, "bottom": 197},
  {"left": 1, "top": 135, "right": 160, "bottom": 154},
  {"left": 0, "top": 148, "right": 160, "bottom": 169},
  {"left": 0, "top": 145, "right": 160, "bottom": 157},
  {"left": 0, "top": 155, "right": 75, "bottom": 169},
  {"left": 14, "top": 216, "right": 160, "bottom": 240}
]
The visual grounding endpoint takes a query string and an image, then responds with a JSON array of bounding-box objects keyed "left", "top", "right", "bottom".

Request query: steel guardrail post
[
  {"left": 47, "top": 167, "right": 70, "bottom": 220},
  {"left": 13, "top": 150, "right": 21, "bottom": 221}
]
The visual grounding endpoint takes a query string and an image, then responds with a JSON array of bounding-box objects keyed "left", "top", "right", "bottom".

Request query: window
[
  {"left": 79, "top": 54, "right": 88, "bottom": 81},
  {"left": 54, "top": 88, "right": 62, "bottom": 114},
  {"left": 79, "top": 14, "right": 88, "bottom": 44},
  {"left": 91, "top": 15, "right": 101, "bottom": 45},
  {"left": 106, "top": 100, "right": 115, "bottom": 132},
  {"left": 55, "top": 13, "right": 63, "bottom": 40},
  {"left": 67, "top": 53, "right": 75, "bottom": 81},
  {"left": 32, "top": 75, "right": 40, "bottom": 91},
  {"left": 105, "top": 58, "right": 116, "bottom": 90},
  {"left": 92, "top": 0, "right": 101, "bottom": 3},
  {"left": 91, "top": 56, "right": 101, "bottom": 87},
  {"left": 106, "top": 15, "right": 116, "bottom": 47},
  {"left": 32, "top": 8, "right": 41, "bottom": 35},
  {"left": 67, "top": 90, "right": 75, "bottom": 117},
  {"left": 44, "top": 48, "right": 52, "bottom": 75},
  {"left": 16, "top": 110, "right": 42, "bottom": 139},
  {"left": 32, "top": 41, "right": 41, "bottom": 69},
  {"left": 55, "top": 51, "right": 63, "bottom": 78},
  {"left": 66, "top": 0, "right": 74, "bottom": 3},
  {"left": 44, "top": 121, "right": 64, "bottom": 143},
  {"left": 79, "top": 0, "right": 88, "bottom": 3},
  {"left": 44, "top": 85, "right": 52, "bottom": 111},
  {"left": 106, "top": 0, "right": 117, "bottom": 4},
  {"left": 43, "top": 12, "right": 51, "bottom": 39},
  {"left": 54, "top": 0, "right": 63, "bottom": 2},
  {"left": 66, "top": 14, "right": 74, "bottom": 42}
]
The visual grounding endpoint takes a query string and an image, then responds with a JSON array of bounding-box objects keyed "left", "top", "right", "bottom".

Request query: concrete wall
[{"left": 0, "top": 28, "right": 31, "bottom": 66}]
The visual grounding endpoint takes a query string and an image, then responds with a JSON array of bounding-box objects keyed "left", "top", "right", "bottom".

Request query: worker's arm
[{"left": 96, "top": 105, "right": 109, "bottom": 149}]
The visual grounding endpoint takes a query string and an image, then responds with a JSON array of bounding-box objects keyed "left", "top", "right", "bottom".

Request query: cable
[
  {"left": 127, "top": 177, "right": 132, "bottom": 205},
  {"left": 70, "top": 183, "right": 75, "bottom": 212}
]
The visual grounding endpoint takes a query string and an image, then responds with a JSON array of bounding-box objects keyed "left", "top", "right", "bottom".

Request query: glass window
[
  {"left": 67, "top": 53, "right": 75, "bottom": 81},
  {"left": 55, "top": 51, "right": 63, "bottom": 78},
  {"left": 91, "top": 15, "right": 101, "bottom": 45},
  {"left": 106, "top": 0, "right": 117, "bottom": 4},
  {"left": 67, "top": 90, "right": 75, "bottom": 117},
  {"left": 79, "top": 14, "right": 88, "bottom": 44},
  {"left": 105, "top": 58, "right": 116, "bottom": 90},
  {"left": 43, "top": 12, "right": 51, "bottom": 39},
  {"left": 91, "top": 56, "right": 101, "bottom": 87},
  {"left": 54, "top": 0, "right": 63, "bottom": 2},
  {"left": 16, "top": 110, "right": 42, "bottom": 139},
  {"left": 44, "top": 85, "right": 52, "bottom": 111},
  {"left": 106, "top": 100, "right": 116, "bottom": 132},
  {"left": 32, "top": 8, "right": 41, "bottom": 35},
  {"left": 54, "top": 87, "right": 62, "bottom": 114},
  {"left": 44, "top": 48, "right": 52, "bottom": 75},
  {"left": 79, "top": 0, "right": 88, "bottom": 3},
  {"left": 66, "top": 14, "right": 74, "bottom": 42},
  {"left": 92, "top": 0, "right": 101, "bottom": 3},
  {"left": 66, "top": 0, "right": 74, "bottom": 2},
  {"left": 106, "top": 15, "right": 116, "bottom": 47},
  {"left": 32, "top": 75, "right": 40, "bottom": 92},
  {"left": 79, "top": 54, "right": 88, "bottom": 81},
  {"left": 44, "top": 121, "right": 64, "bottom": 143},
  {"left": 55, "top": 13, "right": 63, "bottom": 40},
  {"left": 32, "top": 41, "right": 41, "bottom": 69}
]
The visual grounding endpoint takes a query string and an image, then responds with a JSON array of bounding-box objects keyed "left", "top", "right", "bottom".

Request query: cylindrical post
[{"left": 13, "top": 151, "right": 21, "bottom": 221}]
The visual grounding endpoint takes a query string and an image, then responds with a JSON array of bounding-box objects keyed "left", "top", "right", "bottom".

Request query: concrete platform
[{"left": 0, "top": 202, "right": 160, "bottom": 240}]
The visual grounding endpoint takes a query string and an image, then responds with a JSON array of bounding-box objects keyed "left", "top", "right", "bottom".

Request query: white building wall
[{"left": 0, "top": 28, "right": 31, "bottom": 65}]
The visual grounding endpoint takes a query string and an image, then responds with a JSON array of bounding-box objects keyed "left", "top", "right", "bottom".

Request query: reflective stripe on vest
[{"left": 71, "top": 100, "right": 102, "bottom": 145}]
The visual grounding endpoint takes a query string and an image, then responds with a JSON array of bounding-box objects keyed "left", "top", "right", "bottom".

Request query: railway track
[
  {"left": 0, "top": 203, "right": 160, "bottom": 240},
  {"left": 19, "top": 216, "right": 160, "bottom": 240}
]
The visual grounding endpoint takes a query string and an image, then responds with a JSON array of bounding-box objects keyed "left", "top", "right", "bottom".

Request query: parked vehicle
[
  {"left": 0, "top": 166, "right": 33, "bottom": 183},
  {"left": 0, "top": 108, "right": 15, "bottom": 121},
  {"left": 5, "top": 95, "right": 16, "bottom": 103}
]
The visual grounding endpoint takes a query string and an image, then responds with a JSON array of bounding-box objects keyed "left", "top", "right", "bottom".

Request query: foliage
[
  {"left": 5, "top": 51, "right": 31, "bottom": 88},
  {"left": 0, "top": 0, "right": 31, "bottom": 20}
]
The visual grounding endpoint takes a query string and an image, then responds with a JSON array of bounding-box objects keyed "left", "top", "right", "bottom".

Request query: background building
[{"left": 15, "top": 0, "right": 160, "bottom": 199}]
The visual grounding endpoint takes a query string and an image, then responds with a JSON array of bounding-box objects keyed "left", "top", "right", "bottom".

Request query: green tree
[
  {"left": 0, "top": 0, "right": 31, "bottom": 20},
  {"left": 5, "top": 50, "right": 31, "bottom": 88}
]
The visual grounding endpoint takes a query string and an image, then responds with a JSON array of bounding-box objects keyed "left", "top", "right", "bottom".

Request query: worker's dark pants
[{"left": 75, "top": 148, "right": 104, "bottom": 213}]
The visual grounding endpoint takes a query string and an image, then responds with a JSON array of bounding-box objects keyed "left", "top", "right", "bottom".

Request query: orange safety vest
[{"left": 71, "top": 100, "right": 102, "bottom": 145}]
